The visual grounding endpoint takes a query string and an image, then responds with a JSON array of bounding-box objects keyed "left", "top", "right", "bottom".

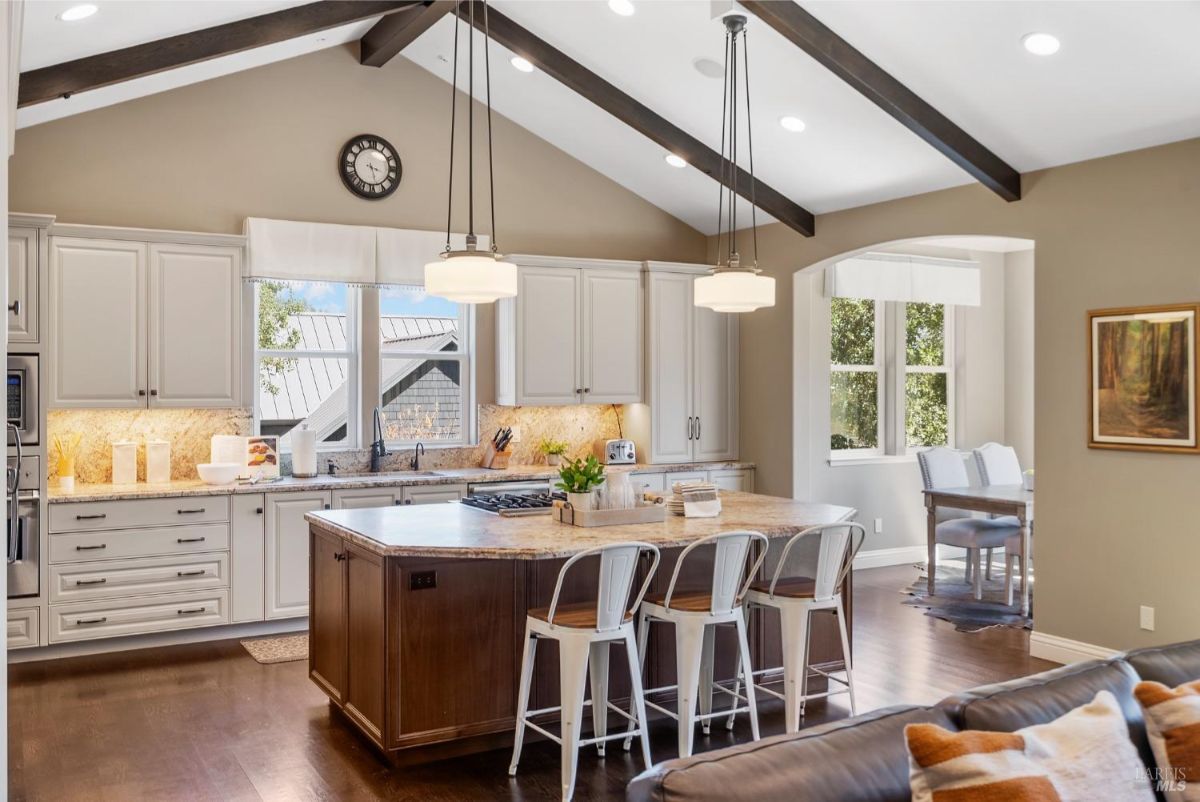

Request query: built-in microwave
[{"left": 7, "top": 354, "right": 38, "bottom": 447}]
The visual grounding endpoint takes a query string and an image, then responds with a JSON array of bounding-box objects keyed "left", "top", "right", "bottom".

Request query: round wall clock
[{"left": 339, "top": 134, "right": 401, "bottom": 199}]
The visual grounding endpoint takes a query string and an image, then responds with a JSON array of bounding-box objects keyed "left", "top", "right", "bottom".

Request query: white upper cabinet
[
  {"left": 629, "top": 263, "right": 739, "bottom": 463},
  {"left": 50, "top": 237, "right": 148, "bottom": 408},
  {"left": 7, "top": 226, "right": 40, "bottom": 343},
  {"left": 149, "top": 243, "right": 241, "bottom": 407},
  {"left": 50, "top": 232, "right": 243, "bottom": 409},
  {"left": 497, "top": 257, "right": 642, "bottom": 406}
]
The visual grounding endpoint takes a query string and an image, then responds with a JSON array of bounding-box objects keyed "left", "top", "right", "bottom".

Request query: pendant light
[
  {"left": 694, "top": 13, "right": 775, "bottom": 314},
  {"left": 425, "top": 1, "right": 517, "bottom": 303}
]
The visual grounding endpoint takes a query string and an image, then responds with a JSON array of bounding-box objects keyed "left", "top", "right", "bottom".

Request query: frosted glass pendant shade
[
  {"left": 694, "top": 270, "right": 775, "bottom": 313},
  {"left": 424, "top": 252, "right": 518, "bottom": 303}
]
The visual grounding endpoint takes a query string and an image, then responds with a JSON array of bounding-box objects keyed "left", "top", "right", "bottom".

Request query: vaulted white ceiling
[{"left": 18, "top": 1, "right": 1200, "bottom": 234}]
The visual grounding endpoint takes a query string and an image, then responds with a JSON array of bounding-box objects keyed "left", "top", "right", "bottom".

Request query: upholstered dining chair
[
  {"left": 917, "top": 447, "right": 1021, "bottom": 600},
  {"left": 973, "top": 443, "right": 1032, "bottom": 606}
]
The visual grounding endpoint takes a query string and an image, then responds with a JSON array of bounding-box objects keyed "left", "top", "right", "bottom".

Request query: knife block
[{"left": 480, "top": 441, "right": 511, "bottom": 470}]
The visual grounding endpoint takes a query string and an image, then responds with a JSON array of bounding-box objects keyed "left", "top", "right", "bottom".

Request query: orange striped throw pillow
[
  {"left": 905, "top": 691, "right": 1155, "bottom": 802},
  {"left": 1135, "top": 679, "right": 1200, "bottom": 801}
]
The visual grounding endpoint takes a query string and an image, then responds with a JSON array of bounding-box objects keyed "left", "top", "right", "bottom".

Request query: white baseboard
[
  {"left": 8, "top": 618, "right": 308, "bottom": 664},
  {"left": 853, "top": 545, "right": 928, "bottom": 570},
  {"left": 1029, "top": 631, "right": 1119, "bottom": 665}
]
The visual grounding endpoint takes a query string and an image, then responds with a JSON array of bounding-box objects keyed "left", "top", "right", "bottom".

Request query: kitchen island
[{"left": 305, "top": 491, "right": 856, "bottom": 764}]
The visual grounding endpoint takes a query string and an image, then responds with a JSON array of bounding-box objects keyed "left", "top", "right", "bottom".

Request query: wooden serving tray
[{"left": 553, "top": 500, "right": 667, "bottom": 527}]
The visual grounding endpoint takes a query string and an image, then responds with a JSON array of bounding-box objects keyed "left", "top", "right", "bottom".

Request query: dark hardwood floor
[{"left": 8, "top": 565, "right": 1056, "bottom": 801}]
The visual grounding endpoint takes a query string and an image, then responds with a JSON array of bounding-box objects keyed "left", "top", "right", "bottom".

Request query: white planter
[
  {"left": 566, "top": 491, "right": 595, "bottom": 511},
  {"left": 546, "top": 454, "right": 562, "bottom": 466}
]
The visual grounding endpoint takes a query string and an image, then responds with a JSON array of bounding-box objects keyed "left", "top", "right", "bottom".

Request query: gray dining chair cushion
[{"left": 936, "top": 517, "right": 1020, "bottom": 549}]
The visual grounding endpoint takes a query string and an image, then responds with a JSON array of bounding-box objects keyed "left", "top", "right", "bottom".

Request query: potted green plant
[
  {"left": 538, "top": 438, "right": 569, "bottom": 466},
  {"left": 555, "top": 455, "right": 605, "bottom": 511}
]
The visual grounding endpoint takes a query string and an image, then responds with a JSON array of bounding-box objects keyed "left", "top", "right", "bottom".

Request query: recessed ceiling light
[
  {"left": 58, "top": 3, "right": 98, "bottom": 21},
  {"left": 664, "top": 154, "right": 687, "bottom": 169},
  {"left": 510, "top": 56, "right": 534, "bottom": 73},
  {"left": 608, "top": 0, "right": 635, "bottom": 17},
  {"left": 1022, "top": 32, "right": 1060, "bottom": 56},
  {"left": 692, "top": 57, "right": 723, "bottom": 79},
  {"left": 779, "top": 116, "right": 806, "bottom": 133}
]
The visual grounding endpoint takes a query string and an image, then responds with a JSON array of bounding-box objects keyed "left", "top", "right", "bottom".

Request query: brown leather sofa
[{"left": 627, "top": 639, "right": 1200, "bottom": 801}]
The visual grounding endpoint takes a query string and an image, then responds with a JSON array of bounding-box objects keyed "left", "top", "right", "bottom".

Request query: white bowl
[{"left": 197, "top": 462, "right": 240, "bottom": 485}]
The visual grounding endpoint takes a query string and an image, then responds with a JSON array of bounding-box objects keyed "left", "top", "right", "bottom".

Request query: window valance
[
  {"left": 244, "top": 217, "right": 487, "bottom": 288},
  {"left": 825, "top": 252, "right": 981, "bottom": 307}
]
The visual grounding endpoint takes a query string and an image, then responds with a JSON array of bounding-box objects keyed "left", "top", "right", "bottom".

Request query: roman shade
[
  {"left": 825, "top": 252, "right": 981, "bottom": 307},
  {"left": 244, "top": 218, "right": 488, "bottom": 287}
]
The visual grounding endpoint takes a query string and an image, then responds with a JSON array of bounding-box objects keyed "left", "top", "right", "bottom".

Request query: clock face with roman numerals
[{"left": 339, "top": 134, "right": 401, "bottom": 199}]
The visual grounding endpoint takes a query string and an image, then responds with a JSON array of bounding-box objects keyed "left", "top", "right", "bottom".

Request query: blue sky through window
[{"left": 273, "top": 282, "right": 457, "bottom": 319}]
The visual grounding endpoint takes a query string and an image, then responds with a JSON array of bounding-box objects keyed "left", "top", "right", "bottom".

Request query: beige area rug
[{"left": 241, "top": 633, "right": 308, "bottom": 664}]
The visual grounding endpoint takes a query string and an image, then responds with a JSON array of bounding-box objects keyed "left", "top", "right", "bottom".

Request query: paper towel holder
[{"left": 292, "top": 424, "right": 318, "bottom": 479}]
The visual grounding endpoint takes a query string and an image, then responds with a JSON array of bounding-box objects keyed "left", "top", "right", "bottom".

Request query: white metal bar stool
[
  {"left": 509, "top": 541, "right": 660, "bottom": 802},
  {"left": 738, "top": 522, "right": 866, "bottom": 733},
  {"left": 623, "top": 530, "right": 768, "bottom": 759}
]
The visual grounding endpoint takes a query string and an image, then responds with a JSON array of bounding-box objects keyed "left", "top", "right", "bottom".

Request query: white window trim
[{"left": 830, "top": 299, "right": 956, "bottom": 460}]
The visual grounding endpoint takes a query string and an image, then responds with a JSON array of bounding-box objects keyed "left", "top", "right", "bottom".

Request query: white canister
[
  {"left": 211, "top": 435, "right": 248, "bottom": 478},
  {"left": 112, "top": 441, "right": 138, "bottom": 485},
  {"left": 291, "top": 425, "right": 317, "bottom": 478},
  {"left": 146, "top": 440, "right": 171, "bottom": 484}
]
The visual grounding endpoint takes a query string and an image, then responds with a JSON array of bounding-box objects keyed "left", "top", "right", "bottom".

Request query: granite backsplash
[{"left": 48, "top": 404, "right": 629, "bottom": 483}]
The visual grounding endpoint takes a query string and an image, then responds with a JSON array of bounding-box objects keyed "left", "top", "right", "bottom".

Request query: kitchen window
[
  {"left": 377, "top": 286, "right": 473, "bottom": 446},
  {"left": 253, "top": 282, "right": 475, "bottom": 450},
  {"left": 830, "top": 298, "right": 955, "bottom": 458}
]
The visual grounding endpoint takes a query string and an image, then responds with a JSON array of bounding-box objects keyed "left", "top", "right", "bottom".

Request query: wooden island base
[{"left": 308, "top": 528, "right": 852, "bottom": 765}]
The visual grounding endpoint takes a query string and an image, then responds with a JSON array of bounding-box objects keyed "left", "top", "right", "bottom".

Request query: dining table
[{"left": 922, "top": 484, "right": 1035, "bottom": 616}]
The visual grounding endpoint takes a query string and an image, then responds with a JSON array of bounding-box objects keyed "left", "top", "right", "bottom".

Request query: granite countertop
[
  {"left": 46, "top": 461, "right": 756, "bottom": 504},
  {"left": 305, "top": 491, "right": 855, "bottom": 559}
]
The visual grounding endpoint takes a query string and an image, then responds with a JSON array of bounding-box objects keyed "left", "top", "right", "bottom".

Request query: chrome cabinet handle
[
  {"left": 176, "top": 607, "right": 206, "bottom": 615},
  {"left": 176, "top": 536, "right": 206, "bottom": 544},
  {"left": 696, "top": 417, "right": 701, "bottom": 440},
  {"left": 75, "top": 578, "right": 107, "bottom": 586},
  {"left": 7, "top": 300, "right": 18, "bottom": 315},
  {"left": 687, "top": 417, "right": 694, "bottom": 440},
  {"left": 76, "top": 617, "right": 107, "bottom": 625},
  {"left": 75, "top": 543, "right": 107, "bottom": 551},
  {"left": 75, "top": 513, "right": 107, "bottom": 520},
  {"left": 176, "top": 508, "right": 206, "bottom": 515},
  {"left": 176, "top": 569, "right": 206, "bottom": 577}
]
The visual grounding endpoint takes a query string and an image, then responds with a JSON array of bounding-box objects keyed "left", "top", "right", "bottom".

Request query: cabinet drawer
[
  {"left": 49, "top": 522, "right": 231, "bottom": 564},
  {"left": 50, "top": 589, "right": 230, "bottom": 643},
  {"left": 8, "top": 607, "right": 40, "bottom": 649},
  {"left": 630, "top": 472, "right": 665, "bottom": 493},
  {"left": 664, "top": 471, "right": 708, "bottom": 490},
  {"left": 50, "top": 552, "right": 229, "bottom": 604},
  {"left": 49, "top": 496, "right": 230, "bottom": 533},
  {"left": 402, "top": 484, "right": 467, "bottom": 505}
]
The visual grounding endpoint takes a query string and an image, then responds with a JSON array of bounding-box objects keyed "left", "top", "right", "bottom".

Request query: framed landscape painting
[{"left": 1089, "top": 303, "right": 1200, "bottom": 453}]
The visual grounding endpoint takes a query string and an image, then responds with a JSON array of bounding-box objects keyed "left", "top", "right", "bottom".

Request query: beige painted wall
[
  {"left": 9, "top": 44, "right": 706, "bottom": 405},
  {"left": 1005, "top": 250, "right": 1036, "bottom": 468},
  {"left": 727, "top": 137, "right": 1200, "bottom": 650}
]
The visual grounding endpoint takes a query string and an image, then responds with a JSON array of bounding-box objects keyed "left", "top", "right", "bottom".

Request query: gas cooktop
[{"left": 460, "top": 492, "right": 565, "bottom": 517}]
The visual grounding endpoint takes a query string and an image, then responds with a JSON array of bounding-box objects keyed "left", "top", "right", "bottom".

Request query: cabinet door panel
[
  {"left": 693, "top": 306, "right": 738, "bottom": 461},
  {"left": 581, "top": 269, "right": 642, "bottom": 403},
  {"left": 344, "top": 545, "right": 386, "bottom": 743},
  {"left": 310, "top": 527, "right": 346, "bottom": 702},
  {"left": 646, "top": 273, "right": 693, "bottom": 462},
  {"left": 7, "top": 227, "right": 38, "bottom": 343},
  {"left": 149, "top": 243, "right": 241, "bottom": 407},
  {"left": 231, "top": 494, "right": 266, "bottom": 623},
  {"left": 50, "top": 238, "right": 147, "bottom": 407},
  {"left": 402, "top": 484, "right": 467, "bottom": 505},
  {"left": 332, "top": 488, "right": 403, "bottom": 509},
  {"left": 266, "top": 491, "right": 330, "bottom": 619},
  {"left": 515, "top": 267, "right": 580, "bottom": 405}
]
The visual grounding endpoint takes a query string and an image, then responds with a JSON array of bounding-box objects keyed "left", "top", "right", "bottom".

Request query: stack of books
[{"left": 667, "top": 481, "right": 721, "bottom": 518}]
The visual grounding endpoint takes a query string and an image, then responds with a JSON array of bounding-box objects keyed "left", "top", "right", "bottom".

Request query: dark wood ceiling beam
[
  {"left": 741, "top": 0, "right": 1021, "bottom": 202},
  {"left": 19, "top": 1, "right": 414, "bottom": 108},
  {"left": 360, "top": 0, "right": 458, "bottom": 67},
  {"left": 459, "top": 1, "right": 815, "bottom": 237}
]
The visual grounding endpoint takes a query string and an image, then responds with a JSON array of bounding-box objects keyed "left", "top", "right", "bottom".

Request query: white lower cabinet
[
  {"left": 402, "top": 483, "right": 467, "bottom": 505},
  {"left": 231, "top": 494, "right": 266, "bottom": 623},
  {"left": 8, "top": 607, "right": 40, "bottom": 649},
  {"left": 332, "top": 487, "right": 404, "bottom": 509},
  {"left": 265, "top": 490, "right": 331, "bottom": 620},
  {"left": 51, "top": 590, "right": 229, "bottom": 643},
  {"left": 710, "top": 468, "right": 754, "bottom": 493},
  {"left": 49, "top": 552, "right": 228, "bottom": 604}
]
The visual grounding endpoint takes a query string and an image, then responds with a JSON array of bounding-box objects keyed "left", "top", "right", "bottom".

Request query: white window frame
[
  {"left": 830, "top": 299, "right": 885, "bottom": 457},
  {"left": 377, "top": 297, "right": 475, "bottom": 449},
  {"left": 830, "top": 298, "right": 956, "bottom": 461},
  {"left": 252, "top": 281, "right": 361, "bottom": 452}
]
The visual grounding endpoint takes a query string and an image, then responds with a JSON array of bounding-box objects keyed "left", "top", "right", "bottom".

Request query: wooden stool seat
[
  {"left": 747, "top": 576, "right": 817, "bottom": 599},
  {"left": 529, "top": 602, "right": 634, "bottom": 629},
  {"left": 642, "top": 590, "right": 715, "bottom": 612}
]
